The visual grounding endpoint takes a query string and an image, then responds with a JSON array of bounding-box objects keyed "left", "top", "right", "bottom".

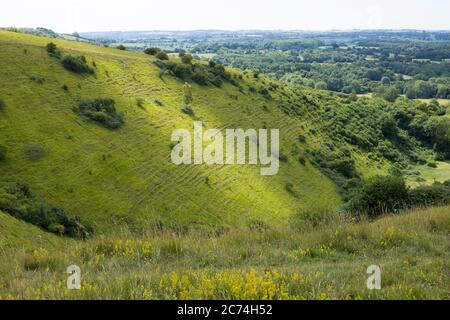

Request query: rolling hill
[
  {"left": 0, "top": 30, "right": 449, "bottom": 300},
  {"left": 0, "top": 30, "right": 343, "bottom": 234}
]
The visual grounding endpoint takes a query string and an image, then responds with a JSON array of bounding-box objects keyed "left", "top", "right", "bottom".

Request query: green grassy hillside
[
  {"left": 0, "top": 30, "right": 449, "bottom": 300},
  {"left": 1, "top": 30, "right": 448, "bottom": 235},
  {"left": 0, "top": 30, "right": 343, "bottom": 233}
]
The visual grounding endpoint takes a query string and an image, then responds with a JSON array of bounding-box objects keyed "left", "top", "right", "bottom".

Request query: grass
[
  {"left": 0, "top": 30, "right": 449, "bottom": 300},
  {"left": 408, "top": 161, "right": 450, "bottom": 187},
  {"left": 0, "top": 30, "right": 342, "bottom": 233},
  {"left": 0, "top": 206, "right": 448, "bottom": 300}
]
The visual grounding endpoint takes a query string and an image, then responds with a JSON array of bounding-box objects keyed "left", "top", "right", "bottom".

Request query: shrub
[
  {"left": 46, "top": 42, "right": 61, "bottom": 58},
  {"left": 181, "top": 54, "right": 193, "bottom": 64},
  {"left": 348, "top": 175, "right": 409, "bottom": 218},
  {"left": 61, "top": 55, "right": 94, "bottom": 74},
  {"left": 408, "top": 182, "right": 450, "bottom": 208},
  {"left": 375, "top": 86, "right": 399, "bottom": 102},
  {"left": 24, "top": 144, "right": 46, "bottom": 160},
  {"left": 144, "top": 47, "right": 161, "bottom": 56},
  {"left": 0, "top": 182, "right": 93, "bottom": 238},
  {"left": 75, "top": 99, "right": 124, "bottom": 129},
  {"left": 427, "top": 161, "right": 438, "bottom": 168},
  {"left": 181, "top": 106, "right": 195, "bottom": 116},
  {"left": 154, "top": 60, "right": 230, "bottom": 87},
  {"left": 0, "top": 145, "right": 6, "bottom": 161},
  {"left": 156, "top": 51, "right": 169, "bottom": 60},
  {"left": 116, "top": 45, "right": 127, "bottom": 50},
  {"left": 0, "top": 97, "right": 5, "bottom": 110}
]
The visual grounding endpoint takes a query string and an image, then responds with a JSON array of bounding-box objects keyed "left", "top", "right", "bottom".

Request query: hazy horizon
[{"left": 1, "top": 0, "right": 450, "bottom": 33}]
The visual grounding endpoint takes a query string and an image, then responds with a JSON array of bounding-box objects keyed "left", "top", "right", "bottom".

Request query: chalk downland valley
[{"left": 0, "top": 28, "right": 449, "bottom": 300}]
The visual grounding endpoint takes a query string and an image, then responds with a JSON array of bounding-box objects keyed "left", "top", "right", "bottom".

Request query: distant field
[
  {"left": 417, "top": 98, "right": 450, "bottom": 105},
  {"left": 408, "top": 162, "right": 450, "bottom": 187}
]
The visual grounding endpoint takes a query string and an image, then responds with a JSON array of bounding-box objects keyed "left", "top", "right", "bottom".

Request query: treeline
[
  {"left": 146, "top": 48, "right": 238, "bottom": 87},
  {"left": 209, "top": 40, "right": 450, "bottom": 98}
]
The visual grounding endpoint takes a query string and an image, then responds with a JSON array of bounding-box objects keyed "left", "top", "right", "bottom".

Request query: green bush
[
  {"left": 156, "top": 51, "right": 169, "bottom": 60},
  {"left": 144, "top": 47, "right": 161, "bottom": 56},
  {"left": 0, "top": 182, "right": 93, "bottom": 238},
  {"left": 181, "top": 106, "right": 195, "bottom": 116},
  {"left": 61, "top": 55, "right": 94, "bottom": 74},
  {"left": 181, "top": 54, "right": 193, "bottom": 64},
  {"left": 46, "top": 42, "right": 61, "bottom": 58},
  {"left": 0, "top": 97, "right": 5, "bottom": 110},
  {"left": 348, "top": 175, "right": 409, "bottom": 218},
  {"left": 154, "top": 60, "right": 231, "bottom": 87},
  {"left": 116, "top": 45, "right": 127, "bottom": 50},
  {"left": 76, "top": 99, "right": 124, "bottom": 129},
  {"left": 408, "top": 182, "right": 450, "bottom": 208}
]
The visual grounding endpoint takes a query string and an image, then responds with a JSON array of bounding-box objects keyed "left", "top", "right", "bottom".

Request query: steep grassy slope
[
  {"left": 0, "top": 206, "right": 448, "bottom": 299},
  {"left": 0, "top": 30, "right": 344, "bottom": 233},
  {"left": 0, "top": 211, "right": 64, "bottom": 250},
  {"left": 0, "top": 31, "right": 449, "bottom": 300}
]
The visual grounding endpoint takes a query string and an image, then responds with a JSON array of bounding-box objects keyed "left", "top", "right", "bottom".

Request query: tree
[
  {"left": 181, "top": 54, "right": 193, "bottom": 64},
  {"left": 381, "top": 76, "right": 391, "bottom": 86},
  {"left": 46, "top": 42, "right": 60, "bottom": 58},
  {"left": 144, "top": 47, "right": 161, "bottom": 56},
  {"left": 436, "top": 85, "right": 450, "bottom": 99},
  {"left": 426, "top": 117, "right": 450, "bottom": 159},
  {"left": 380, "top": 113, "right": 399, "bottom": 138},
  {"left": 375, "top": 86, "right": 399, "bottom": 102},
  {"left": 365, "top": 69, "right": 383, "bottom": 81},
  {"left": 315, "top": 81, "right": 327, "bottom": 90},
  {"left": 415, "top": 80, "right": 436, "bottom": 98},
  {"left": 46, "top": 42, "right": 57, "bottom": 54},
  {"left": 156, "top": 51, "right": 169, "bottom": 60}
]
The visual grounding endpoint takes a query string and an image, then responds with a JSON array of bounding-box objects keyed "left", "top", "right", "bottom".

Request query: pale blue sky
[{"left": 1, "top": 0, "right": 449, "bottom": 33}]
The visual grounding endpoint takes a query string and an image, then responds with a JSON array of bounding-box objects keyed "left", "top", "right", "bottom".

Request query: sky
[{"left": 1, "top": 0, "right": 449, "bottom": 33}]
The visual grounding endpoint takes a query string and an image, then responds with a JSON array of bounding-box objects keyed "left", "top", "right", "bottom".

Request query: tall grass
[{"left": 0, "top": 206, "right": 448, "bottom": 300}]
